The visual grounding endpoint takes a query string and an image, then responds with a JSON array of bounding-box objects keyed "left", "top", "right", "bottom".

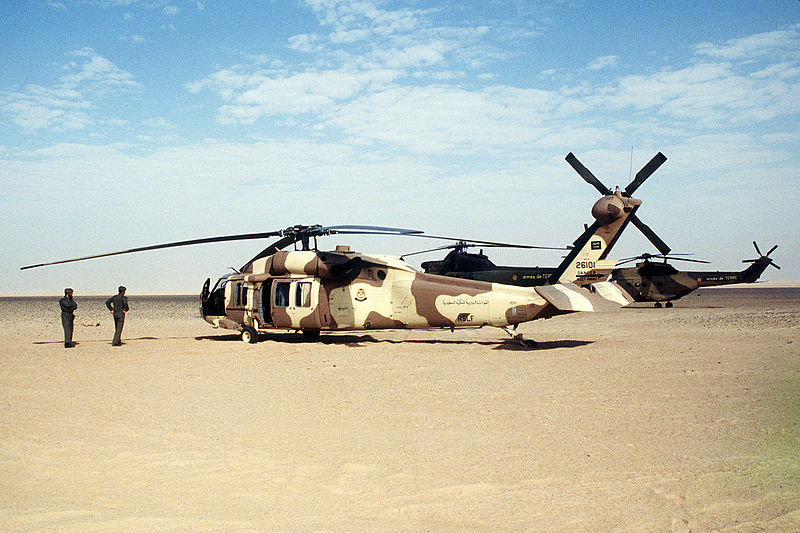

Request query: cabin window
[
  {"left": 235, "top": 282, "right": 249, "bottom": 306},
  {"left": 296, "top": 282, "right": 312, "bottom": 307},
  {"left": 274, "top": 282, "right": 290, "bottom": 307},
  {"left": 377, "top": 270, "right": 387, "bottom": 280}
]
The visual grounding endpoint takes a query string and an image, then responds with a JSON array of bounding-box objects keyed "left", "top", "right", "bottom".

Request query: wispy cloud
[
  {"left": 188, "top": 12, "right": 800, "bottom": 157},
  {"left": 695, "top": 28, "right": 800, "bottom": 60},
  {"left": 189, "top": 1, "right": 516, "bottom": 130},
  {"left": 596, "top": 27, "right": 800, "bottom": 128},
  {"left": 0, "top": 48, "right": 139, "bottom": 131},
  {"left": 586, "top": 55, "right": 619, "bottom": 71}
]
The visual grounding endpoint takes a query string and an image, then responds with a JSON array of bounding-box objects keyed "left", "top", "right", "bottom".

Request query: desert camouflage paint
[{"left": 204, "top": 247, "right": 633, "bottom": 334}]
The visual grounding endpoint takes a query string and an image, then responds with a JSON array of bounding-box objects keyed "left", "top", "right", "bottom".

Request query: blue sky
[{"left": 1, "top": 0, "right": 798, "bottom": 295}]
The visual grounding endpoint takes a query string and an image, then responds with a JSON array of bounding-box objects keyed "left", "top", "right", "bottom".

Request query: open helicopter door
[
  {"left": 258, "top": 280, "right": 273, "bottom": 326},
  {"left": 267, "top": 278, "right": 323, "bottom": 331}
]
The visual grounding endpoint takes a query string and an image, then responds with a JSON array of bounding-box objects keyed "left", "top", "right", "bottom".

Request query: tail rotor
[
  {"left": 566, "top": 151, "right": 671, "bottom": 255},
  {"left": 743, "top": 241, "right": 780, "bottom": 270}
]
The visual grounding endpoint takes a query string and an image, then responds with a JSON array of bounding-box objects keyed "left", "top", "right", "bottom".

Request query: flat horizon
[{"left": 3, "top": 280, "right": 799, "bottom": 298}]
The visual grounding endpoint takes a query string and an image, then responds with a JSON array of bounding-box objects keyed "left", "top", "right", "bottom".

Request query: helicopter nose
[{"left": 591, "top": 195, "right": 626, "bottom": 225}]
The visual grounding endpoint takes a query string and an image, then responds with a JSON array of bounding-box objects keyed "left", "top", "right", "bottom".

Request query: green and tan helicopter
[
  {"left": 418, "top": 151, "right": 671, "bottom": 286},
  {"left": 22, "top": 225, "right": 634, "bottom": 345},
  {"left": 610, "top": 242, "right": 780, "bottom": 307}
]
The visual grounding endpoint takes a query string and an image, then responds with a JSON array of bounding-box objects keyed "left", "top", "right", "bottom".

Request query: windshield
[{"left": 212, "top": 275, "right": 230, "bottom": 292}]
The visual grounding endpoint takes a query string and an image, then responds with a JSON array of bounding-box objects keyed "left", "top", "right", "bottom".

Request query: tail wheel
[{"left": 241, "top": 326, "right": 258, "bottom": 343}]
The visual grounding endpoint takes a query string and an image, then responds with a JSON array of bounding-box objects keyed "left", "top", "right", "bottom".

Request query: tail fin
[{"left": 739, "top": 242, "right": 779, "bottom": 283}]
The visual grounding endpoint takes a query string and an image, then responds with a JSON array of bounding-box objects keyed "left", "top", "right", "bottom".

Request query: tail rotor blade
[
  {"left": 629, "top": 214, "right": 671, "bottom": 255},
  {"left": 753, "top": 241, "right": 762, "bottom": 256},
  {"left": 566, "top": 152, "right": 612, "bottom": 195},
  {"left": 625, "top": 152, "right": 667, "bottom": 196},
  {"left": 766, "top": 244, "right": 778, "bottom": 256}
]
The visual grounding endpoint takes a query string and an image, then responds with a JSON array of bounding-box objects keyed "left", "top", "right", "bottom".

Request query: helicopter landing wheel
[
  {"left": 654, "top": 302, "right": 662, "bottom": 308},
  {"left": 665, "top": 302, "right": 673, "bottom": 308},
  {"left": 241, "top": 326, "right": 258, "bottom": 344}
]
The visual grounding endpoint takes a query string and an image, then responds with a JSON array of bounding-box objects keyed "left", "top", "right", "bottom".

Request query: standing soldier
[
  {"left": 59, "top": 288, "right": 77, "bottom": 348},
  {"left": 106, "top": 286, "right": 129, "bottom": 346}
]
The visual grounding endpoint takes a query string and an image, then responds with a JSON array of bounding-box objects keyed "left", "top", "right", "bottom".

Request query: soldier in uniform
[
  {"left": 59, "top": 288, "right": 77, "bottom": 348},
  {"left": 105, "top": 286, "right": 129, "bottom": 346}
]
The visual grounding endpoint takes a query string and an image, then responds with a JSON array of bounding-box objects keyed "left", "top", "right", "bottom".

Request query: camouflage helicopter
[
  {"left": 417, "top": 151, "right": 672, "bottom": 287},
  {"left": 610, "top": 242, "right": 780, "bottom": 307},
  {"left": 22, "top": 224, "right": 634, "bottom": 345}
]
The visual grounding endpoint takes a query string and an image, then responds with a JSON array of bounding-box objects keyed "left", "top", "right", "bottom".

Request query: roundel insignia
[
  {"left": 512, "top": 274, "right": 518, "bottom": 281},
  {"left": 355, "top": 288, "right": 367, "bottom": 302}
]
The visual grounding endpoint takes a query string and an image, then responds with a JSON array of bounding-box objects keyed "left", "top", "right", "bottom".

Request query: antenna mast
[{"left": 629, "top": 146, "right": 634, "bottom": 181}]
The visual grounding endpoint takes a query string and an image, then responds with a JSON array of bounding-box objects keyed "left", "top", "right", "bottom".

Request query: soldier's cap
[
  {"left": 118, "top": 286, "right": 126, "bottom": 293},
  {"left": 64, "top": 288, "right": 73, "bottom": 294}
]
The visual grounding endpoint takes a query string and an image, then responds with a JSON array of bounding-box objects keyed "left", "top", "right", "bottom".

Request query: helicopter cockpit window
[
  {"left": 296, "top": 282, "right": 312, "bottom": 307},
  {"left": 212, "top": 277, "right": 228, "bottom": 293},
  {"left": 242, "top": 283, "right": 248, "bottom": 306},
  {"left": 274, "top": 282, "right": 290, "bottom": 307}
]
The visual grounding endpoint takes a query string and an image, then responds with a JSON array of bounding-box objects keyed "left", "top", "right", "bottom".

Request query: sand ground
[{"left": 1, "top": 287, "right": 798, "bottom": 532}]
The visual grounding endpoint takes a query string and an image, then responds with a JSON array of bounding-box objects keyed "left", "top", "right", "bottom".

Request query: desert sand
[{"left": 1, "top": 287, "right": 798, "bottom": 532}]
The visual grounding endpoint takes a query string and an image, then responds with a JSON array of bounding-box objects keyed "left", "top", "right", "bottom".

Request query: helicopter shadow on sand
[{"left": 193, "top": 332, "right": 594, "bottom": 351}]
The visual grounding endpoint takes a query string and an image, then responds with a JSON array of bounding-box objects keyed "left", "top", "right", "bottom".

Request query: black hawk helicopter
[
  {"left": 418, "top": 151, "right": 672, "bottom": 286},
  {"left": 609, "top": 242, "right": 780, "bottom": 307},
  {"left": 22, "top": 224, "right": 634, "bottom": 344}
]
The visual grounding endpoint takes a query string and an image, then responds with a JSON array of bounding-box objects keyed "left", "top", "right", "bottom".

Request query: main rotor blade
[
  {"left": 324, "top": 225, "right": 423, "bottom": 235},
  {"left": 625, "top": 152, "right": 666, "bottom": 196},
  {"left": 240, "top": 235, "right": 302, "bottom": 271},
  {"left": 666, "top": 256, "right": 710, "bottom": 264},
  {"left": 400, "top": 244, "right": 458, "bottom": 259},
  {"left": 616, "top": 257, "right": 644, "bottom": 266},
  {"left": 240, "top": 226, "right": 424, "bottom": 270},
  {"left": 402, "top": 233, "right": 568, "bottom": 251},
  {"left": 628, "top": 214, "right": 671, "bottom": 255},
  {"left": 565, "top": 152, "right": 612, "bottom": 195},
  {"left": 21, "top": 231, "right": 284, "bottom": 270}
]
